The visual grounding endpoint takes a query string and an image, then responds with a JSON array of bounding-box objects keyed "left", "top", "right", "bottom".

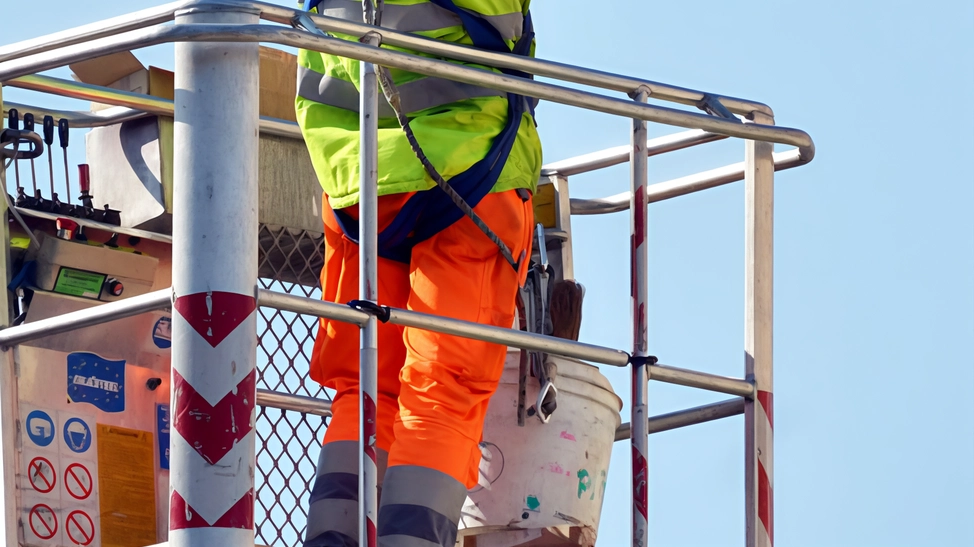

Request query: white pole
[
  {"left": 744, "top": 111, "right": 775, "bottom": 547},
  {"left": 358, "top": 42, "right": 381, "bottom": 547},
  {"left": 169, "top": 5, "right": 260, "bottom": 546},
  {"left": 630, "top": 88, "right": 651, "bottom": 547}
]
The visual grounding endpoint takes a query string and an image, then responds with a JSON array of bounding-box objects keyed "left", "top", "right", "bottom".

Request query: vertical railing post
[
  {"left": 170, "top": 5, "right": 260, "bottom": 546},
  {"left": 630, "top": 87, "right": 651, "bottom": 547},
  {"left": 358, "top": 43, "right": 381, "bottom": 547},
  {"left": 744, "top": 111, "right": 775, "bottom": 547}
]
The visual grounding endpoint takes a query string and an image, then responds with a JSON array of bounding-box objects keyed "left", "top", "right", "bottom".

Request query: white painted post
[
  {"left": 169, "top": 5, "right": 260, "bottom": 546},
  {"left": 744, "top": 111, "right": 775, "bottom": 547}
]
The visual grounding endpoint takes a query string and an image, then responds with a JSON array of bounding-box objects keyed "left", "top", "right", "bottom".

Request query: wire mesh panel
[{"left": 255, "top": 225, "right": 331, "bottom": 546}]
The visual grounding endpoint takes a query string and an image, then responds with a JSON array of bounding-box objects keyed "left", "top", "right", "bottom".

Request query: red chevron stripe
[
  {"left": 173, "top": 368, "right": 256, "bottom": 465},
  {"left": 631, "top": 445, "right": 648, "bottom": 520},
  {"left": 758, "top": 459, "right": 774, "bottom": 545},
  {"left": 170, "top": 489, "right": 254, "bottom": 530},
  {"left": 174, "top": 292, "right": 256, "bottom": 348},
  {"left": 757, "top": 390, "right": 774, "bottom": 429}
]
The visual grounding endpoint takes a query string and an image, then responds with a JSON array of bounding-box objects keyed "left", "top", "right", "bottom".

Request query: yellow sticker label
[{"left": 97, "top": 425, "right": 157, "bottom": 546}]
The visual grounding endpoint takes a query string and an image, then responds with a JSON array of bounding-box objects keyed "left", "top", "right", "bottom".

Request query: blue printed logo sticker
[
  {"left": 25, "top": 410, "right": 56, "bottom": 447},
  {"left": 62, "top": 417, "right": 92, "bottom": 454},
  {"left": 152, "top": 317, "right": 172, "bottom": 349},
  {"left": 67, "top": 352, "right": 125, "bottom": 413},
  {"left": 157, "top": 404, "right": 170, "bottom": 470}
]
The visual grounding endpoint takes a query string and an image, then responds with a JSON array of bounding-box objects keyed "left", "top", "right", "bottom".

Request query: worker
[{"left": 295, "top": 1, "right": 541, "bottom": 546}]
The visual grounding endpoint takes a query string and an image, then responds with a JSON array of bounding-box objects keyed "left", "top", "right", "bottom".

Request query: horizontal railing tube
[
  {"left": 4, "top": 75, "right": 302, "bottom": 139},
  {"left": 0, "top": 289, "right": 171, "bottom": 349},
  {"left": 256, "top": 388, "right": 332, "bottom": 418},
  {"left": 254, "top": 289, "right": 631, "bottom": 367},
  {"left": 615, "top": 398, "right": 746, "bottom": 441},
  {"left": 0, "top": 24, "right": 815, "bottom": 156},
  {"left": 649, "top": 364, "right": 755, "bottom": 398},
  {"left": 542, "top": 129, "right": 727, "bottom": 178},
  {"left": 257, "top": 289, "right": 369, "bottom": 327},
  {"left": 0, "top": 0, "right": 774, "bottom": 117},
  {"left": 571, "top": 148, "right": 806, "bottom": 216}
]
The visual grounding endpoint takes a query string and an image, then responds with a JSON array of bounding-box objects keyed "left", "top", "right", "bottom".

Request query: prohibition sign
[
  {"left": 28, "top": 456, "right": 56, "bottom": 494},
  {"left": 66, "top": 510, "right": 94, "bottom": 546},
  {"left": 28, "top": 503, "right": 57, "bottom": 540},
  {"left": 64, "top": 462, "right": 93, "bottom": 500}
]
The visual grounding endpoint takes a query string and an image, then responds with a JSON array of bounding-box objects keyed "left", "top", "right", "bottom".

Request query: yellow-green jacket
[{"left": 295, "top": 0, "right": 542, "bottom": 210}]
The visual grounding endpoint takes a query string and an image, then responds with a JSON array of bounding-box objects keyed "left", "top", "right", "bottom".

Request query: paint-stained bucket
[{"left": 458, "top": 351, "right": 622, "bottom": 546}]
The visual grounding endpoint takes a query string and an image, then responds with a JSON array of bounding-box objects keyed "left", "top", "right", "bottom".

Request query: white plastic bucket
[{"left": 458, "top": 351, "right": 622, "bottom": 546}]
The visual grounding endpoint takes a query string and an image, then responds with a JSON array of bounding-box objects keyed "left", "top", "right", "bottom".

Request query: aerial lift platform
[{"left": 0, "top": 1, "right": 815, "bottom": 545}]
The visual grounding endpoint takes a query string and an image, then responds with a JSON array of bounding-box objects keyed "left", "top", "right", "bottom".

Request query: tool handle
[
  {"left": 7, "top": 109, "right": 18, "bottom": 131},
  {"left": 58, "top": 118, "right": 69, "bottom": 148},
  {"left": 78, "top": 164, "right": 90, "bottom": 193},
  {"left": 23, "top": 113, "right": 34, "bottom": 133},
  {"left": 43, "top": 116, "right": 54, "bottom": 146}
]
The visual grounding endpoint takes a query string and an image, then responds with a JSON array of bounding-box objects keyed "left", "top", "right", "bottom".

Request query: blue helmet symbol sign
[
  {"left": 62, "top": 418, "right": 92, "bottom": 454},
  {"left": 25, "top": 410, "right": 55, "bottom": 447}
]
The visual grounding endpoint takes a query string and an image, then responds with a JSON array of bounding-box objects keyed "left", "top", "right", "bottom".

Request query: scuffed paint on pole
[
  {"left": 169, "top": 5, "right": 260, "bottom": 546},
  {"left": 358, "top": 39, "right": 381, "bottom": 547},
  {"left": 744, "top": 110, "right": 775, "bottom": 547},
  {"left": 629, "top": 87, "right": 651, "bottom": 547}
]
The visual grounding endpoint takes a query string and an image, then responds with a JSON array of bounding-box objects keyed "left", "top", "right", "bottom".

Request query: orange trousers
[{"left": 310, "top": 189, "right": 533, "bottom": 488}]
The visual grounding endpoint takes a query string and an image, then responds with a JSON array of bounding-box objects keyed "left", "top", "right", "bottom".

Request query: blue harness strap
[{"left": 332, "top": 1, "right": 536, "bottom": 264}]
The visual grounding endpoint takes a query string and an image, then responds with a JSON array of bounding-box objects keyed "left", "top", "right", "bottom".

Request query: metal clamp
[{"left": 347, "top": 300, "right": 391, "bottom": 323}]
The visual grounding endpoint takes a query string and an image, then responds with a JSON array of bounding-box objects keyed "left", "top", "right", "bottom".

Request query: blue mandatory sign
[
  {"left": 62, "top": 417, "right": 92, "bottom": 454},
  {"left": 157, "top": 404, "right": 170, "bottom": 470},
  {"left": 152, "top": 317, "right": 172, "bottom": 349},
  {"left": 67, "top": 352, "right": 126, "bottom": 413},
  {"left": 25, "top": 410, "right": 56, "bottom": 447}
]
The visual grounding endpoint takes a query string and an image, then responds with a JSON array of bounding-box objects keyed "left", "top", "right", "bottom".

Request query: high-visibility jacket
[{"left": 295, "top": 0, "right": 542, "bottom": 211}]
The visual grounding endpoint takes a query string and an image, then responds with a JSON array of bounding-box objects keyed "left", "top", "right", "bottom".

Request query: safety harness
[{"left": 304, "top": 0, "right": 536, "bottom": 268}]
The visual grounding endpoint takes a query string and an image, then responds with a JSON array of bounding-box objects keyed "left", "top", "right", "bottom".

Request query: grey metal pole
[
  {"left": 169, "top": 5, "right": 260, "bottom": 546},
  {"left": 630, "top": 88, "right": 651, "bottom": 547},
  {"left": 615, "top": 398, "right": 746, "bottom": 441},
  {"left": 358, "top": 37, "right": 381, "bottom": 547},
  {"left": 744, "top": 111, "right": 775, "bottom": 547}
]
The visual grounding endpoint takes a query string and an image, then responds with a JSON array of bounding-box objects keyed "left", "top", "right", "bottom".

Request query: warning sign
[
  {"left": 28, "top": 503, "right": 58, "bottom": 541},
  {"left": 28, "top": 456, "right": 57, "bottom": 494},
  {"left": 65, "top": 510, "right": 95, "bottom": 546},
  {"left": 25, "top": 408, "right": 57, "bottom": 448},
  {"left": 64, "top": 463, "right": 93, "bottom": 501}
]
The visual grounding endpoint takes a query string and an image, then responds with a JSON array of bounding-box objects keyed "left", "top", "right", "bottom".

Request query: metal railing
[{"left": 0, "top": 2, "right": 813, "bottom": 546}]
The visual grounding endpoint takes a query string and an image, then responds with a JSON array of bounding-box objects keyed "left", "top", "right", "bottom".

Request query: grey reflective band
[
  {"left": 298, "top": 65, "right": 506, "bottom": 116},
  {"left": 313, "top": 440, "right": 360, "bottom": 476},
  {"left": 379, "top": 466, "right": 466, "bottom": 523},
  {"left": 315, "top": 0, "right": 524, "bottom": 41}
]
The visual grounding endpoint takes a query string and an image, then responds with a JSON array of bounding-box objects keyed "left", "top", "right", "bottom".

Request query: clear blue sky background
[{"left": 2, "top": 1, "right": 972, "bottom": 546}]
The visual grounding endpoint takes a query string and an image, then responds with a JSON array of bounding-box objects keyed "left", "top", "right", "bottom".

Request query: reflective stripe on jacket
[{"left": 295, "top": 0, "right": 542, "bottom": 210}]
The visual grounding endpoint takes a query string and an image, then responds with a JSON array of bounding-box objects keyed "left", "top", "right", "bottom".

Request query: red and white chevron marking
[
  {"left": 755, "top": 390, "right": 774, "bottom": 546},
  {"left": 170, "top": 291, "right": 257, "bottom": 531}
]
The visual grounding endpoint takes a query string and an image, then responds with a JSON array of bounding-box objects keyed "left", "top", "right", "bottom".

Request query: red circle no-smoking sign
[
  {"left": 28, "top": 503, "right": 57, "bottom": 541},
  {"left": 28, "top": 456, "right": 56, "bottom": 494},
  {"left": 64, "top": 462, "right": 93, "bottom": 501},
  {"left": 66, "top": 510, "right": 95, "bottom": 546}
]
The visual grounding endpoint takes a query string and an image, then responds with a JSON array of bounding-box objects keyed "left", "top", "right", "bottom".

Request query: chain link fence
[{"left": 255, "top": 225, "right": 330, "bottom": 546}]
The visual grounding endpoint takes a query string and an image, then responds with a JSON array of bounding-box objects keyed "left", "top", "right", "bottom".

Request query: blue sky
[{"left": 2, "top": 1, "right": 972, "bottom": 546}]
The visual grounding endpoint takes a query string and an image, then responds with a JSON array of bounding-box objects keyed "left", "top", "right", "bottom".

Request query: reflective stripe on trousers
[
  {"left": 378, "top": 465, "right": 467, "bottom": 547},
  {"left": 305, "top": 445, "right": 465, "bottom": 547},
  {"left": 305, "top": 441, "right": 390, "bottom": 547},
  {"left": 312, "top": 0, "right": 525, "bottom": 40}
]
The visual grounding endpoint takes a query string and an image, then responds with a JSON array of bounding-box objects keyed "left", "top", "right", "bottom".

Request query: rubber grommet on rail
[
  {"left": 629, "top": 355, "right": 659, "bottom": 367},
  {"left": 348, "top": 300, "right": 391, "bottom": 323}
]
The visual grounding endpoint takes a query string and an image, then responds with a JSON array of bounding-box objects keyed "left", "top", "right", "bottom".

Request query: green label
[{"left": 54, "top": 268, "right": 105, "bottom": 299}]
